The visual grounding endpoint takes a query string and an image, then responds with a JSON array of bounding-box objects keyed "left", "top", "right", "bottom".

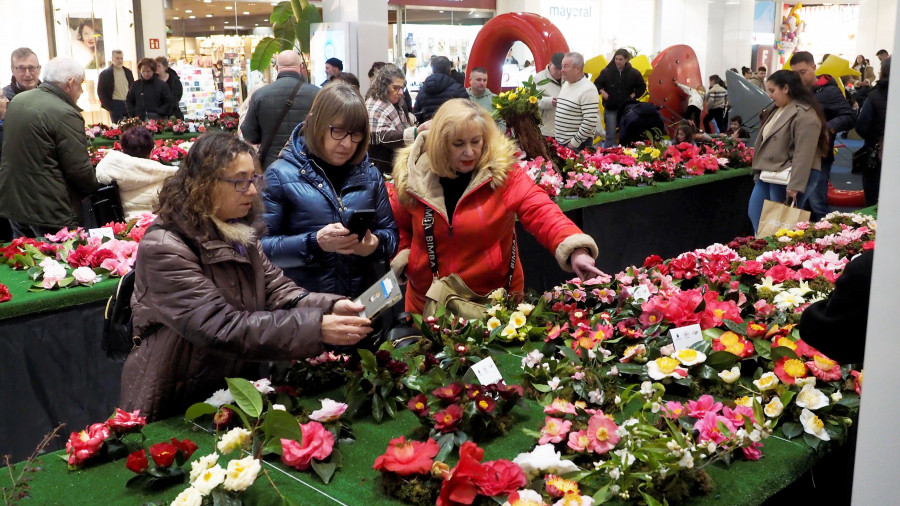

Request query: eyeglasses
[
  {"left": 389, "top": 84, "right": 405, "bottom": 92},
  {"left": 13, "top": 65, "right": 40, "bottom": 74},
  {"left": 219, "top": 174, "right": 263, "bottom": 192},
  {"left": 329, "top": 126, "right": 365, "bottom": 143}
]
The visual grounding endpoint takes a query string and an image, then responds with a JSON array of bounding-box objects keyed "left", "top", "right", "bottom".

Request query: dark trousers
[
  {"left": 862, "top": 163, "right": 881, "bottom": 207},
  {"left": 685, "top": 105, "right": 701, "bottom": 128},
  {"left": 107, "top": 100, "right": 127, "bottom": 124},
  {"left": 702, "top": 107, "right": 725, "bottom": 133}
]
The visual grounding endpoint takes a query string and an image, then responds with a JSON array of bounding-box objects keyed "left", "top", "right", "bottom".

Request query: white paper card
[
  {"left": 670, "top": 324, "right": 703, "bottom": 351},
  {"left": 470, "top": 356, "right": 503, "bottom": 385},
  {"left": 88, "top": 227, "right": 115, "bottom": 240},
  {"left": 627, "top": 284, "right": 651, "bottom": 302}
]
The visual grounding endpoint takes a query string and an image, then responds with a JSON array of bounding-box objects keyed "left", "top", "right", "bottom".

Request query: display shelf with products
[{"left": 176, "top": 66, "right": 221, "bottom": 120}]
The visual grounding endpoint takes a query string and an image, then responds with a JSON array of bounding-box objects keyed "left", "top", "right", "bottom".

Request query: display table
[
  {"left": 0, "top": 351, "right": 837, "bottom": 506},
  {"left": 89, "top": 131, "right": 199, "bottom": 148}
]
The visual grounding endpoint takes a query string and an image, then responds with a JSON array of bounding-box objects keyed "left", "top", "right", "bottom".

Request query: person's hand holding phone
[
  {"left": 316, "top": 223, "right": 360, "bottom": 254},
  {"left": 349, "top": 230, "right": 379, "bottom": 257}
]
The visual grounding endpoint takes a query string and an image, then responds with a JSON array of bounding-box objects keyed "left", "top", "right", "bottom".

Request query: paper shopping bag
[{"left": 756, "top": 199, "right": 811, "bottom": 238}]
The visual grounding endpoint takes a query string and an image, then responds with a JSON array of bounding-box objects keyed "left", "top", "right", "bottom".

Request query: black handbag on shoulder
[
  {"left": 852, "top": 143, "right": 881, "bottom": 175},
  {"left": 82, "top": 180, "right": 126, "bottom": 229}
]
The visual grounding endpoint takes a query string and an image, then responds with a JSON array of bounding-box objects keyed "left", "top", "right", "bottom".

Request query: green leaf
[
  {"left": 294, "top": 3, "right": 321, "bottom": 54},
  {"left": 222, "top": 404, "right": 251, "bottom": 429},
  {"left": 751, "top": 338, "right": 772, "bottom": 360},
  {"left": 781, "top": 422, "right": 802, "bottom": 439},
  {"left": 532, "top": 383, "right": 552, "bottom": 393},
  {"left": 434, "top": 433, "right": 455, "bottom": 462},
  {"left": 639, "top": 490, "right": 665, "bottom": 506},
  {"left": 310, "top": 457, "right": 337, "bottom": 484},
  {"left": 592, "top": 483, "right": 612, "bottom": 503},
  {"left": 706, "top": 351, "right": 739, "bottom": 371},
  {"left": 184, "top": 402, "right": 218, "bottom": 421},
  {"left": 264, "top": 409, "right": 303, "bottom": 443},
  {"left": 125, "top": 474, "right": 150, "bottom": 489},
  {"left": 690, "top": 339, "right": 712, "bottom": 355},
  {"left": 270, "top": 1, "right": 293, "bottom": 23},
  {"left": 372, "top": 394, "right": 384, "bottom": 423},
  {"left": 803, "top": 433, "right": 822, "bottom": 450},
  {"left": 723, "top": 318, "right": 748, "bottom": 335},
  {"left": 250, "top": 37, "right": 291, "bottom": 73},
  {"left": 837, "top": 393, "right": 860, "bottom": 409},
  {"left": 58, "top": 276, "right": 75, "bottom": 287},
  {"left": 615, "top": 362, "right": 645, "bottom": 376},
  {"left": 225, "top": 378, "right": 264, "bottom": 418},
  {"left": 697, "top": 364, "right": 720, "bottom": 381},
  {"left": 358, "top": 349, "right": 378, "bottom": 373},
  {"left": 770, "top": 346, "right": 800, "bottom": 362},
  {"left": 557, "top": 344, "right": 582, "bottom": 366},
  {"left": 384, "top": 398, "right": 397, "bottom": 419}
]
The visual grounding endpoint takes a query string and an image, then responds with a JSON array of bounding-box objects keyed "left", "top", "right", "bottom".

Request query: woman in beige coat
[
  {"left": 748, "top": 70, "right": 829, "bottom": 233},
  {"left": 95, "top": 127, "right": 176, "bottom": 217},
  {"left": 120, "top": 132, "right": 372, "bottom": 421}
]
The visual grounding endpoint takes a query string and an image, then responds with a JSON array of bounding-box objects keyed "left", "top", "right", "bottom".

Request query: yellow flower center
[
  {"left": 657, "top": 357, "right": 680, "bottom": 374},
  {"left": 648, "top": 314, "right": 657, "bottom": 323},
  {"left": 719, "top": 331, "right": 739, "bottom": 346},
  {"left": 724, "top": 342, "right": 746, "bottom": 356},
  {"left": 546, "top": 420, "right": 559, "bottom": 434},
  {"left": 798, "top": 390, "right": 819, "bottom": 406},
  {"left": 775, "top": 337, "right": 798, "bottom": 350},
  {"left": 577, "top": 434, "right": 590, "bottom": 447},
  {"left": 596, "top": 426, "right": 609, "bottom": 442},
  {"left": 443, "top": 414, "right": 453, "bottom": 423},
  {"left": 810, "top": 415, "right": 824, "bottom": 432},
  {"left": 478, "top": 400, "right": 489, "bottom": 410},
  {"left": 784, "top": 359, "right": 808, "bottom": 378},
  {"left": 714, "top": 308, "right": 725, "bottom": 319},
  {"left": 79, "top": 431, "right": 89, "bottom": 442},
  {"left": 813, "top": 355, "right": 836, "bottom": 370},
  {"left": 579, "top": 337, "right": 594, "bottom": 349},
  {"left": 415, "top": 402, "right": 425, "bottom": 410},
  {"left": 735, "top": 396, "right": 752, "bottom": 406},
  {"left": 679, "top": 349, "right": 698, "bottom": 361}
]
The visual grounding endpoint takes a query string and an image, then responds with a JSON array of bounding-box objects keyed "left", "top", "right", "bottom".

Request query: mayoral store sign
[{"left": 541, "top": 0, "right": 601, "bottom": 57}]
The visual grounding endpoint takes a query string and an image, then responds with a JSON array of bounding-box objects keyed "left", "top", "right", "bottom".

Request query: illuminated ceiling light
[
  {"left": 174, "top": 16, "right": 180, "bottom": 19},
  {"left": 206, "top": 14, "right": 212, "bottom": 17},
  {"left": 226, "top": 6, "right": 232, "bottom": 9},
  {"left": 189, "top": 15, "right": 196, "bottom": 18},
  {"left": 243, "top": 11, "right": 250, "bottom": 14},
  {"left": 185, "top": 9, "right": 192, "bottom": 13}
]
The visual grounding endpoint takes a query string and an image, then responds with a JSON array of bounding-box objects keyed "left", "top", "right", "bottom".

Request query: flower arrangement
[
  {"left": 0, "top": 281, "right": 10, "bottom": 303},
  {"left": 171, "top": 445, "right": 262, "bottom": 504},
  {"left": 64, "top": 408, "right": 147, "bottom": 469},
  {"left": 150, "top": 139, "right": 190, "bottom": 165},
  {"left": 516, "top": 156, "right": 563, "bottom": 198},
  {"left": 493, "top": 76, "right": 554, "bottom": 164},
  {"left": 343, "top": 342, "right": 420, "bottom": 422},
  {"left": 124, "top": 437, "right": 199, "bottom": 490}
]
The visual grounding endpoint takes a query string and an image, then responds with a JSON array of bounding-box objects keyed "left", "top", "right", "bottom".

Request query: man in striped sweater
[{"left": 553, "top": 52, "right": 599, "bottom": 150}]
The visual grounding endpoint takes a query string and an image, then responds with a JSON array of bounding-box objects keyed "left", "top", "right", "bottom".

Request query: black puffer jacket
[
  {"left": 241, "top": 71, "right": 319, "bottom": 168},
  {"left": 125, "top": 75, "right": 174, "bottom": 120},
  {"left": 811, "top": 74, "right": 855, "bottom": 162},
  {"left": 261, "top": 124, "right": 399, "bottom": 297},
  {"left": 856, "top": 80, "right": 888, "bottom": 145},
  {"left": 162, "top": 68, "right": 184, "bottom": 119},
  {"left": 412, "top": 73, "right": 468, "bottom": 122},
  {"left": 594, "top": 61, "right": 647, "bottom": 112}
]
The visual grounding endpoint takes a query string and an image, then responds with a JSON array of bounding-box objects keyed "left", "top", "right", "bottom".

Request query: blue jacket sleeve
[
  {"left": 369, "top": 176, "right": 399, "bottom": 260},
  {"left": 260, "top": 168, "right": 318, "bottom": 268},
  {"left": 819, "top": 85, "right": 856, "bottom": 133},
  {"left": 855, "top": 99, "right": 874, "bottom": 140}
]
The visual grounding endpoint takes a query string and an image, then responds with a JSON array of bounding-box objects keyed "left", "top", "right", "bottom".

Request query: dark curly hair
[
  {"left": 366, "top": 63, "right": 405, "bottom": 101},
  {"left": 154, "top": 132, "right": 262, "bottom": 238}
]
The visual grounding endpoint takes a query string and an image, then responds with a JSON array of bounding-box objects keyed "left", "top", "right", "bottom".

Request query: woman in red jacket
[{"left": 389, "top": 98, "right": 601, "bottom": 314}]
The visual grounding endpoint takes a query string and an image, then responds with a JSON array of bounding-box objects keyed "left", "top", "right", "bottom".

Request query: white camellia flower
[
  {"left": 773, "top": 290, "right": 805, "bottom": 310},
  {"left": 223, "top": 455, "right": 262, "bottom": 492},
  {"left": 204, "top": 388, "right": 234, "bottom": 408},
  {"left": 646, "top": 357, "right": 687, "bottom": 380},
  {"left": 754, "top": 276, "right": 784, "bottom": 293},
  {"left": 191, "top": 464, "right": 226, "bottom": 495},
  {"left": 794, "top": 376, "right": 817, "bottom": 389},
  {"left": 753, "top": 372, "right": 780, "bottom": 392},
  {"left": 521, "top": 349, "right": 544, "bottom": 369},
  {"left": 673, "top": 349, "right": 707, "bottom": 367},
  {"left": 516, "top": 303, "right": 535, "bottom": 316},
  {"left": 554, "top": 494, "right": 594, "bottom": 506},
  {"left": 252, "top": 378, "right": 274, "bottom": 394},
  {"left": 501, "top": 489, "right": 544, "bottom": 506},
  {"left": 509, "top": 311, "right": 527, "bottom": 328},
  {"left": 172, "top": 486, "right": 204, "bottom": 506},
  {"left": 799, "top": 408, "right": 831, "bottom": 441},
  {"left": 309, "top": 398, "right": 349, "bottom": 423},
  {"left": 640, "top": 381, "right": 654, "bottom": 397},
  {"left": 512, "top": 444, "right": 580, "bottom": 480},
  {"left": 764, "top": 398, "right": 784, "bottom": 418},
  {"left": 189, "top": 452, "right": 220, "bottom": 482},
  {"left": 547, "top": 377, "right": 562, "bottom": 391},
  {"left": 831, "top": 392, "right": 843, "bottom": 403},
  {"left": 487, "top": 317, "right": 502, "bottom": 331},
  {"left": 216, "top": 427, "right": 251, "bottom": 455},
  {"left": 272, "top": 404, "right": 287, "bottom": 411},
  {"left": 488, "top": 288, "right": 507, "bottom": 302},
  {"left": 718, "top": 366, "right": 741, "bottom": 384},
  {"left": 487, "top": 304, "right": 503, "bottom": 317},
  {"left": 501, "top": 325, "right": 518, "bottom": 340},
  {"left": 588, "top": 389, "right": 604, "bottom": 405},
  {"left": 795, "top": 384, "right": 830, "bottom": 410},
  {"left": 72, "top": 266, "right": 99, "bottom": 285}
]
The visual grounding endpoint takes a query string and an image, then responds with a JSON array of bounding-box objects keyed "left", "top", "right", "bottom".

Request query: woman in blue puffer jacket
[{"left": 261, "top": 83, "right": 399, "bottom": 297}]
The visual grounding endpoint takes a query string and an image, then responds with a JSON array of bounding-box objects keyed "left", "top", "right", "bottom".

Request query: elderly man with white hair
[
  {"left": 554, "top": 52, "right": 599, "bottom": 150},
  {"left": 0, "top": 57, "right": 99, "bottom": 237},
  {"left": 240, "top": 50, "right": 320, "bottom": 168}
]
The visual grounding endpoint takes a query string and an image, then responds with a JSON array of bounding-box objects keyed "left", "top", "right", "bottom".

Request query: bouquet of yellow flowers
[{"left": 491, "top": 76, "right": 554, "bottom": 165}]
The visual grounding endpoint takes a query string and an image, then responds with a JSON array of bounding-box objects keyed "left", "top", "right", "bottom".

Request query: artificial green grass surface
[
  {"left": 0, "top": 265, "right": 117, "bottom": 321},
  {"left": 1, "top": 351, "right": 817, "bottom": 505},
  {"left": 89, "top": 131, "right": 198, "bottom": 148}
]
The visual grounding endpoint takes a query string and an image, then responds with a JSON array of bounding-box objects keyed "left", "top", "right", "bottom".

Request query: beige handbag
[
  {"left": 420, "top": 207, "right": 516, "bottom": 319},
  {"left": 756, "top": 198, "right": 811, "bottom": 238},
  {"left": 759, "top": 166, "right": 791, "bottom": 185}
]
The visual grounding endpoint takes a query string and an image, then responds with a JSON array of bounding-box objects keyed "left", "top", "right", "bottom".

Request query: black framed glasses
[
  {"left": 329, "top": 126, "right": 365, "bottom": 143},
  {"left": 389, "top": 84, "right": 405, "bottom": 92},
  {"left": 13, "top": 65, "right": 40, "bottom": 74},
  {"left": 219, "top": 174, "right": 263, "bottom": 192}
]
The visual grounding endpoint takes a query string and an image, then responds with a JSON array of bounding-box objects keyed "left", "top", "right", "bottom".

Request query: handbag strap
[
  {"left": 423, "top": 206, "right": 517, "bottom": 290},
  {"left": 257, "top": 77, "right": 304, "bottom": 165}
]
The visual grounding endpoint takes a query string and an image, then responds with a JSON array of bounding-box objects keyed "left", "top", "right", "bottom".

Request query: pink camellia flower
[
  {"left": 281, "top": 421, "right": 335, "bottom": 471},
  {"left": 567, "top": 430, "right": 590, "bottom": 452},
  {"left": 106, "top": 408, "right": 147, "bottom": 434},
  {"left": 722, "top": 405, "right": 755, "bottom": 427},
  {"left": 72, "top": 266, "right": 99, "bottom": 285},
  {"left": 585, "top": 411, "right": 620, "bottom": 454},
  {"left": 661, "top": 401, "right": 686, "bottom": 419},
  {"left": 753, "top": 299, "right": 775, "bottom": 317},
  {"left": 806, "top": 354, "right": 843, "bottom": 382},
  {"left": 686, "top": 395, "right": 724, "bottom": 419},
  {"left": 66, "top": 423, "right": 110, "bottom": 467},
  {"left": 695, "top": 412, "right": 736, "bottom": 445},
  {"left": 538, "top": 416, "right": 572, "bottom": 445},
  {"left": 742, "top": 441, "right": 764, "bottom": 460},
  {"left": 544, "top": 398, "right": 577, "bottom": 416},
  {"left": 307, "top": 398, "right": 347, "bottom": 423}
]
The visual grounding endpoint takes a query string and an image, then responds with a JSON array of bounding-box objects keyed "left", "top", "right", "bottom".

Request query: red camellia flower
[
  {"left": 170, "top": 438, "right": 199, "bottom": 460},
  {"left": 473, "top": 395, "right": 496, "bottom": 414},
  {"left": 432, "top": 383, "right": 464, "bottom": 402},
  {"left": 437, "top": 442, "right": 485, "bottom": 506},
  {"left": 126, "top": 449, "right": 149, "bottom": 474},
  {"left": 372, "top": 436, "right": 439, "bottom": 476},
  {"left": 764, "top": 264, "right": 797, "bottom": 283},
  {"left": 773, "top": 356, "right": 809, "bottom": 384},
  {"left": 806, "top": 354, "right": 843, "bottom": 381},
  {"left": 464, "top": 384, "right": 483, "bottom": 400},
  {"left": 746, "top": 321, "right": 767, "bottom": 339},
  {"left": 433, "top": 404, "right": 463, "bottom": 433},
  {"left": 149, "top": 442, "right": 179, "bottom": 468},
  {"left": 65, "top": 423, "right": 110, "bottom": 467},
  {"left": 106, "top": 408, "right": 147, "bottom": 434},
  {"left": 214, "top": 407, "right": 235, "bottom": 430},
  {"left": 0, "top": 283, "right": 11, "bottom": 303},
  {"left": 89, "top": 248, "right": 117, "bottom": 268},
  {"left": 494, "top": 382, "right": 523, "bottom": 401},
  {"left": 643, "top": 254, "right": 664, "bottom": 269},
  {"left": 66, "top": 245, "right": 96, "bottom": 268},
  {"left": 102, "top": 221, "right": 129, "bottom": 236},
  {"left": 698, "top": 291, "right": 743, "bottom": 330},
  {"left": 281, "top": 421, "right": 335, "bottom": 471},
  {"left": 407, "top": 394, "right": 430, "bottom": 417},
  {"left": 475, "top": 459, "right": 526, "bottom": 497}
]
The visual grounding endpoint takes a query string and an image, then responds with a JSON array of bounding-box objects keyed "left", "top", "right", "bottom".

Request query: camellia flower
[
  {"left": 72, "top": 266, "right": 99, "bottom": 285},
  {"left": 126, "top": 449, "right": 149, "bottom": 474},
  {"left": 205, "top": 388, "right": 235, "bottom": 408},
  {"left": 545, "top": 474, "right": 580, "bottom": 497},
  {"left": 517, "top": 303, "right": 535, "bottom": 315},
  {"left": 686, "top": 395, "right": 724, "bottom": 419},
  {"left": 407, "top": 394, "right": 430, "bottom": 417},
  {"left": 373, "top": 436, "right": 439, "bottom": 476},
  {"left": 544, "top": 398, "right": 578, "bottom": 416},
  {"left": 774, "top": 357, "right": 809, "bottom": 384},
  {"left": 539, "top": 416, "right": 572, "bottom": 445},
  {"left": 514, "top": 444, "right": 581, "bottom": 481},
  {"left": 189, "top": 453, "right": 220, "bottom": 482},
  {"left": 476, "top": 459, "right": 527, "bottom": 497},
  {"left": 170, "top": 438, "right": 199, "bottom": 460},
  {"left": 620, "top": 344, "right": 646, "bottom": 363},
  {"left": 799, "top": 408, "right": 831, "bottom": 441},
  {"left": 764, "top": 398, "right": 784, "bottom": 418},
  {"left": 773, "top": 290, "right": 805, "bottom": 311},
  {"left": 510, "top": 311, "right": 528, "bottom": 328},
  {"left": 503, "top": 489, "right": 548, "bottom": 506},
  {"left": 149, "top": 442, "right": 179, "bottom": 468},
  {"left": 223, "top": 455, "right": 261, "bottom": 492},
  {"left": 673, "top": 348, "right": 707, "bottom": 367},
  {"left": 753, "top": 372, "right": 780, "bottom": 391},
  {"left": 191, "top": 464, "right": 226, "bottom": 495},
  {"left": 712, "top": 331, "right": 755, "bottom": 358},
  {"left": 433, "top": 404, "right": 463, "bottom": 433},
  {"left": 432, "top": 383, "right": 464, "bottom": 402},
  {"left": 646, "top": 357, "right": 688, "bottom": 380},
  {"left": 851, "top": 370, "right": 863, "bottom": 394},
  {"left": 65, "top": 423, "right": 110, "bottom": 467},
  {"left": 695, "top": 412, "right": 735, "bottom": 445},
  {"left": 309, "top": 398, "right": 348, "bottom": 423},
  {"left": 795, "top": 384, "right": 830, "bottom": 410},
  {"left": 806, "top": 354, "right": 842, "bottom": 381},
  {"left": 567, "top": 430, "right": 590, "bottom": 452},
  {"left": 217, "top": 427, "right": 251, "bottom": 455},
  {"left": 475, "top": 395, "right": 497, "bottom": 414},
  {"left": 106, "top": 408, "right": 147, "bottom": 434},
  {"left": 522, "top": 349, "right": 544, "bottom": 369},
  {"left": 586, "top": 411, "right": 620, "bottom": 454},
  {"left": 172, "top": 487, "right": 204, "bottom": 506},
  {"left": 487, "top": 317, "right": 502, "bottom": 330},
  {"left": 661, "top": 401, "right": 685, "bottom": 419},
  {"left": 281, "top": 421, "right": 335, "bottom": 471},
  {"left": 502, "top": 325, "right": 519, "bottom": 340},
  {"left": 718, "top": 366, "right": 741, "bottom": 384}
]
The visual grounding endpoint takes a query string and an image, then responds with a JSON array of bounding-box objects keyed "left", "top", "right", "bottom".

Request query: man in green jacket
[{"left": 0, "top": 57, "right": 99, "bottom": 237}]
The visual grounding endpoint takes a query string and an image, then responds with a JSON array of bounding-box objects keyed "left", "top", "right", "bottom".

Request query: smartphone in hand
[{"left": 344, "top": 209, "right": 376, "bottom": 241}]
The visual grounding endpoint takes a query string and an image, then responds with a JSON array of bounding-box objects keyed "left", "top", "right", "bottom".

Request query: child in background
[
  {"left": 724, "top": 115, "right": 750, "bottom": 140},
  {"left": 675, "top": 80, "right": 704, "bottom": 128}
]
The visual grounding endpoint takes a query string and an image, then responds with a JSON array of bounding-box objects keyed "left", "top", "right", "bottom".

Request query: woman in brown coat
[
  {"left": 120, "top": 132, "right": 372, "bottom": 421},
  {"left": 748, "top": 70, "right": 828, "bottom": 234}
]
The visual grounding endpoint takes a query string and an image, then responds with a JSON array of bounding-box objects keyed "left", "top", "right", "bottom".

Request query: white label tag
[
  {"left": 670, "top": 324, "right": 703, "bottom": 351},
  {"left": 88, "top": 227, "right": 115, "bottom": 240},
  {"left": 470, "top": 356, "right": 504, "bottom": 386},
  {"left": 626, "top": 284, "right": 651, "bottom": 302}
]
